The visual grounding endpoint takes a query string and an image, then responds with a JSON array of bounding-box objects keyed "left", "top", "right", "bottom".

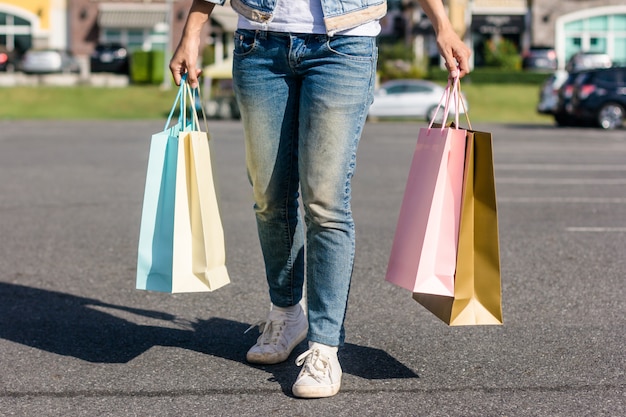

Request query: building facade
[
  {"left": 1, "top": 1, "right": 625, "bottom": 71},
  {"left": 0, "top": 0, "right": 67, "bottom": 54},
  {"left": 531, "top": 0, "right": 626, "bottom": 68},
  {"left": 470, "top": 0, "right": 528, "bottom": 67},
  {"left": 0, "top": 0, "right": 234, "bottom": 66},
  {"left": 68, "top": 0, "right": 198, "bottom": 56}
]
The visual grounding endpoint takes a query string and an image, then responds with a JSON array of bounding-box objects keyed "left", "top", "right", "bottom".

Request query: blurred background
[{"left": 0, "top": 0, "right": 624, "bottom": 128}]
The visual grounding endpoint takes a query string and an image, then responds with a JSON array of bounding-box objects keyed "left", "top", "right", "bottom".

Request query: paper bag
[
  {"left": 385, "top": 115, "right": 467, "bottom": 296},
  {"left": 413, "top": 129, "right": 503, "bottom": 325},
  {"left": 136, "top": 80, "right": 230, "bottom": 292}
]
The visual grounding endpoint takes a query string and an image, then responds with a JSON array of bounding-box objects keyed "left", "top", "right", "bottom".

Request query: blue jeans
[{"left": 232, "top": 30, "right": 377, "bottom": 347}]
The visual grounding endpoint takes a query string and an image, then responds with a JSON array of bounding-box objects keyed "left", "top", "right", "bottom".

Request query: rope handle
[
  {"left": 427, "top": 73, "right": 472, "bottom": 131},
  {"left": 163, "top": 74, "right": 211, "bottom": 137}
]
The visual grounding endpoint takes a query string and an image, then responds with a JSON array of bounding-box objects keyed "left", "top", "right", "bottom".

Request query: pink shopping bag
[{"left": 385, "top": 78, "right": 467, "bottom": 296}]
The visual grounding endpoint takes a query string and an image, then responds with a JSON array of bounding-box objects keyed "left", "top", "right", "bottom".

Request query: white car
[
  {"left": 368, "top": 79, "right": 468, "bottom": 122},
  {"left": 19, "top": 49, "right": 80, "bottom": 74}
]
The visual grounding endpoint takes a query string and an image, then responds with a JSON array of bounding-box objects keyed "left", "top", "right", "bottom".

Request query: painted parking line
[
  {"left": 497, "top": 178, "right": 626, "bottom": 185},
  {"left": 566, "top": 227, "right": 626, "bottom": 232},
  {"left": 496, "top": 164, "right": 626, "bottom": 171},
  {"left": 498, "top": 197, "right": 626, "bottom": 203}
]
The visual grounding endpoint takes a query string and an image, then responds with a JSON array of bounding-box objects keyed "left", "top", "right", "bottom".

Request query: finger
[
  {"left": 169, "top": 61, "right": 183, "bottom": 86},
  {"left": 186, "top": 66, "right": 200, "bottom": 88},
  {"left": 457, "top": 44, "right": 472, "bottom": 77},
  {"left": 455, "top": 54, "right": 470, "bottom": 78},
  {"left": 442, "top": 55, "right": 459, "bottom": 78}
]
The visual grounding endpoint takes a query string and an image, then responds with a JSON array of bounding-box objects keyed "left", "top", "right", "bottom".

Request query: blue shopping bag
[{"left": 136, "top": 78, "right": 229, "bottom": 292}]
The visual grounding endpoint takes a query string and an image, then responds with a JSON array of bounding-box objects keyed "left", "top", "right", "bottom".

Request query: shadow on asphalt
[{"left": 0, "top": 282, "right": 418, "bottom": 389}]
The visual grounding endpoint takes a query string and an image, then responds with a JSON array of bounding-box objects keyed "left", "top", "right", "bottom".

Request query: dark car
[
  {"left": 90, "top": 43, "right": 129, "bottom": 74},
  {"left": 537, "top": 70, "right": 568, "bottom": 115},
  {"left": 569, "top": 67, "right": 626, "bottom": 130},
  {"left": 0, "top": 46, "right": 17, "bottom": 72},
  {"left": 523, "top": 47, "right": 558, "bottom": 71},
  {"left": 553, "top": 70, "right": 590, "bottom": 126}
]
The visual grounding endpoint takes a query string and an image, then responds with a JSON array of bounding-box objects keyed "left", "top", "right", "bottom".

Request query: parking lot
[{"left": 0, "top": 120, "right": 624, "bottom": 416}]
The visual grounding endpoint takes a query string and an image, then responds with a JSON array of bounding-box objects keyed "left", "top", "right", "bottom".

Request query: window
[
  {"left": 0, "top": 11, "right": 32, "bottom": 52},
  {"left": 13, "top": 15, "right": 29, "bottom": 26},
  {"left": 406, "top": 84, "right": 431, "bottom": 94},
  {"left": 614, "top": 15, "right": 626, "bottom": 31},
  {"left": 560, "top": 11, "right": 626, "bottom": 64},
  {"left": 588, "top": 16, "right": 608, "bottom": 32},
  {"left": 386, "top": 85, "right": 406, "bottom": 95},
  {"left": 101, "top": 28, "right": 166, "bottom": 52},
  {"left": 127, "top": 30, "right": 145, "bottom": 51},
  {"left": 589, "top": 37, "right": 607, "bottom": 53},
  {"left": 594, "top": 70, "right": 618, "bottom": 84}
]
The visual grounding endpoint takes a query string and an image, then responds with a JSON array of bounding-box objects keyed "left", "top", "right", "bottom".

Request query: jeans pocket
[
  {"left": 326, "top": 36, "right": 376, "bottom": 61},
  {"left": 233, "top": 29, "right": 257, "bottom": 57}
]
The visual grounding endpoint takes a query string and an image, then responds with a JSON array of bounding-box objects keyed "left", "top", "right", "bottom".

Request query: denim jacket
[{"left": 205, "top": 0, "right": 387, "bottom": 35}]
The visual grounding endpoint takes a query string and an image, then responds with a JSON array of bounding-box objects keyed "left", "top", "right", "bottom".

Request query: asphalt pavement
[{"left": 0, "top": 120, "right": 624, "bottom": 416}]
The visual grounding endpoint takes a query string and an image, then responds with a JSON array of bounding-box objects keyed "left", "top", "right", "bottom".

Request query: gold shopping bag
[{"left": 414, "top": 128, "right": 503, "bottom": 325}]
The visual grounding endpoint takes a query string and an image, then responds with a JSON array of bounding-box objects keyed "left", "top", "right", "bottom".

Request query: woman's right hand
[{"left": 168, "top": 0, "right": 215, "bottom": 88}]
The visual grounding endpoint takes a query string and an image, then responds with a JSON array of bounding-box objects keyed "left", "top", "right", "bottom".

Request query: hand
[
  {"left": 169, "top": 36, "right": 203, "bottom": 88},
  {"left": 436, "top": 27, "right": 472, "bottom": 78},
  {"left": 168, "top": 0, "right": 214, "bottom": 88}
]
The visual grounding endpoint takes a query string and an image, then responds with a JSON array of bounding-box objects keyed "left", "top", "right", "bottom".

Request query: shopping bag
[
  {"left": 136, "top": 79, "right": 230, "bottom": 292},
  {"left": 413, "top": 124, "right": 503, "bottom": 325},
  {"left": 385, "top": 78, "right": 467, "bottom": 296}
]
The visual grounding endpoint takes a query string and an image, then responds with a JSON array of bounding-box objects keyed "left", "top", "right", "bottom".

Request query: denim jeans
[{"left": 232, "top": 30, "right": 377, "bottom": 347}]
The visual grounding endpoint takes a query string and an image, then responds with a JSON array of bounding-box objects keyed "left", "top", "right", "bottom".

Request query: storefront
[
  {"left": 555, "top": 6, "right": 626, "bottom": 68},
  {"left": 471, "top": 14, "right": 526, "bottom": 67},
  {"left": 96, "top": 3, "right": 169, "bottom": 52},
  {"left": 0, "top": 0, "right": 67, "bottom": 55}
]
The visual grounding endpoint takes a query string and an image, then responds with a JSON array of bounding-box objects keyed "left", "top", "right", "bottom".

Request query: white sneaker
[
  {"left": 245, "top": 305, "right": 308, "bottom": 365},
  {"left": 292, "top": 342, "right": 342, "bottom": 398}
]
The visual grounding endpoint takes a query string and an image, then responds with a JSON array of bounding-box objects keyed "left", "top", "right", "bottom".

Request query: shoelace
[
  {"left": 295, "top": 348, "right": 331, "bottom": 383},
  {"left": 245, "top": 319, "right": 285, "bottom": 346}
]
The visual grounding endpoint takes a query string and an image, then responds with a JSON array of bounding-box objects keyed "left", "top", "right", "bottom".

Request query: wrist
[{"left": 183, "top": 0, "right": 214, "bottom": 35}]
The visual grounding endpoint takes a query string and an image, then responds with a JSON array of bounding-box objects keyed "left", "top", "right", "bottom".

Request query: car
[
  {"left": 368, "top": 79, "right": 468, "bottom": 121},
  {"left": 90, "top": 43, "right": 129, "bottom": 74},
  {"left": 569, "top": 67, "right": 626, "bottom": 130},
  {"left": 523, "top": 47, "right": 558, "bottom": 72},
  {"left": 565, "top": 51, "right": 612, "bottom": 73},
  {"left": 0, "top": 46, "right": 17, "bottom": 72},
  {"left": 19, "top": 49, "right": 80, "bottom": 74},
  {"left": 537, "top": 70, "right": 569, "bottom": 115},
  {"left": 552, "top": 70, "right": 595, "bottom": 127}
]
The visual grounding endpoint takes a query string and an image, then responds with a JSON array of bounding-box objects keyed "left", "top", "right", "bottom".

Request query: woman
[{"left": 170, "top": 0, "right": 470, "bottom": 398}]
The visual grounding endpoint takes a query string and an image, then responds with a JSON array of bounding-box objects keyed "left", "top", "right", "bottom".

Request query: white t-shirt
[{"left": 237, "top": 0, "right": 381, "bottom": 36}]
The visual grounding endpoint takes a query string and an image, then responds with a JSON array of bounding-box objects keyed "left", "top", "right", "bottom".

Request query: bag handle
[
  {"left": 163, "top": 74, "right": 210, "bottom": 133},
  {"left": 179, "top": 78, "right": 210, "bottom": 135},
  {"left": 427, "top": 74, "right": 472, "bottom": 131},
  {"left": 164, "top": 74, "right": 188, "bottom": 131},
  {"left": 182, "top": 82, "right": 200, "bottom": 130},
  {"left": 456, "top": 80, "right": 472, "bottom": 130}
]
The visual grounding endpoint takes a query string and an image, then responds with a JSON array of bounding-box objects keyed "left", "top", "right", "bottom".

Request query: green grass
[
  {"left": 0, "top": 86, "right": 176, "bottom": 120},
  {"left": 461, "top": 84, "right": 552, "bottom": 124},
  {"left": 0, "top": 84, "right": 555, "bottom": 123}
]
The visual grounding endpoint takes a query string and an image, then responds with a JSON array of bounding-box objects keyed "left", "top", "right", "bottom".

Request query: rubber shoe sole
[
  {"left": 246, "top": 326, "right": 308, "bottom": 365},
  {"left": 292, "top": 380, "right": 341, "bottom": 399}
]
